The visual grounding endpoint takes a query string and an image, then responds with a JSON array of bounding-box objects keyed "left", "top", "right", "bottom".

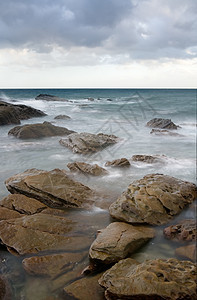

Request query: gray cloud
[{"left": 0, "top": 0, "right": 196, "bottom": 61}]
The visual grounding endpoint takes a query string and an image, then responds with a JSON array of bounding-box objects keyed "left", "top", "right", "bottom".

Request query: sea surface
[{"left": 0, "top": 89, "right": 196, "bottom": 299}]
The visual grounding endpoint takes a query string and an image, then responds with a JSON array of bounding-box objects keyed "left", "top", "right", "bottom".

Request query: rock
[
  {"left": 0, "top": 275, "right": 11, "bottom": 300},
  {"left": 0, "top": 100, "right": 46, "bottom": 125},
  {"left": 146, "top": 118, "right": 179, "bottom": 129},
  {"left": 22, "top": 252, "right": 87, "bottom": 278},
  {"left": 67, "top": 162, "right": 108, "bottom": 176},
  {"left": 54, "top": 114, "right": 71, "bottom": 120},
  {"left": 87, "top": 97, "right": 94, "bottom": 101},
  {"left": 0, "top": 213, "right": 92, "bottom": 255},
  {"left": 175, "top": 244, "right": 196, "bottom": 262},
  {"left": 64, "top": 273, "right": 105, "bottom": 300},
  {"left": 105, "top": 158, "right": 130, "bottom": 167},
  {"left": 35, "top": 94, "right": 67, "bottom": 101},
  {"left": 131, "top": 154, "right": 164, "bottom": 163},
  {"left": 99, "top": 258, "right": 197, "bottom": 300},
  {"left": 8, "top": 121, "right": 75, "bottom": 139},
  {"left": 60, "top": 132, "right": 119, "bottom": 154},
  {"left": 109, "top": 174, "right": 197, "bottom": 225},
  {"left": 150, "top": 129, "right": 184, "bottom": 137},
  {"left": 5, "top": 168, "right": 95, "bottom": 208},
  {"left": 89, "top": 222, "right": 155, "bottom": 264},
  {"left": 163, "top": 219, "right": 196, "bottom": 242},
  {"left": 0, "top": 206, "right": 22, "bottom": 220}
]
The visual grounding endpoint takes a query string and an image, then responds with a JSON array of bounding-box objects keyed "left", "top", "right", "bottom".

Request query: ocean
[{"left": 0, "top": 88, "right": 196, "bottom": 299}]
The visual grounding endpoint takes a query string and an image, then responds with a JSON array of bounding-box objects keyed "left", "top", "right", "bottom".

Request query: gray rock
[
  {"left": 146, "top": 118, "right": 180, "bottom": 129},
  {"left": 150, "top": 129, "right": 184, "bottom": 137},
  {"left": 35, "top": 94, "right": 67, "bottom": 101},
  {"left": 54, "top": 114, "right": 71, "bottom": 120}
]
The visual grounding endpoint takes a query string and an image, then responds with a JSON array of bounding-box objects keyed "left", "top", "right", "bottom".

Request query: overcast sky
[{"left": 0, "top": 0, "right": 196, "bottom": 88}]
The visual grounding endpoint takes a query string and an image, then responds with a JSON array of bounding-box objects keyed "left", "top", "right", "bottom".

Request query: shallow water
[{"left": 0, "top": 89, "right": 196, "bottom": 299}]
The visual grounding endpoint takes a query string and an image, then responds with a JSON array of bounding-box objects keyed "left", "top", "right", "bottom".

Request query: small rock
[
  {"left": 105, "top": 158, "right": 130, "bottom": 167},
  {"left": 175, "top": 244, "right": 196, "bottom": 262},
  {"left": 150, "top": 129, "right": 184, "bottom": 137},
  {"left": 146, "top": 118, "right": 179, "bottom": 129},
  {"left": 35, "top": 94, "right": 67, "bottom": 101},
  {"left": 131, "top": 154, "right": 164, "bottom": 163},
  {"left": 67, "top": 162, "right": 108, "bottom": 176},
  {"left": 54, "top": 115, "right": 71, "bottom": 120},
  {"left": 163, "top": 219, "right": 196, "bottom": 242}
]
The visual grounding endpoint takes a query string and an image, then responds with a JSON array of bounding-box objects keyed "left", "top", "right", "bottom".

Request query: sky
[{"left": 0, "top": 0, "right": 196, "bottom": 88}]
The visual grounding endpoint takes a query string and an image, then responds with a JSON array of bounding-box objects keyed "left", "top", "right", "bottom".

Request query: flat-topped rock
[
  {"left": 146, "top": 118, "right": 179, "bottom": 129},
  {"left": 105, "top": 158, "right": 130, "bottom": 167},
  {"left": 99, "top": 258, "right": 197, "bottom": 300},
  {"left": 54, "top": 114, "right": 71, "bottom": 120},
  {"left": 109, "top": 174, "right": 197, "bottom": 225},
  {"left": 5, "top": 168, "right": 95, "bottom": 208},
  {"left": 89, "top": 222, "right": 155, "bottom": 264},
  {"left": 131, "top": 154, "right": 164, "bottom": 163},
  {"left": 150, "top": 129, "right": 184, "bottom": 137},
  {"left": 67, "top": 162, "right": 108, "bottom": 176},
  {"left": 35, "top": 94, "right": 67, "bottom": 101},
  {"left": 175, "top": 244, "right": 196, "bottom": 262},
  {"left": 0, "top": 100, "right": 46, "bottom": 125},
  {"left": 60, "top": 132, "right": 119, "bottom": 154},
  {"left": 163, "top": 219, "right": 196, "bottom": 242},
  {"left": 8, "top": 121, "right": 75, "bottom": 139}
]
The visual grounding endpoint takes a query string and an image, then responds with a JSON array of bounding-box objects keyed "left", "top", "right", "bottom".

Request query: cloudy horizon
[{"left": 0, "top": 0, "right": 196, "bottom": 88}]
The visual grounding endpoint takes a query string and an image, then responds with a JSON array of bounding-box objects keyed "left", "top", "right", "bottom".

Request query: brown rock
[
  {"left": 89, "top": 222, "right": 155, "bottom": 264},
  {"left": 5, "top": 168, "right": 95, "bottom": 208},
  {"left": 150, "top": 129, "right": 184, "bottom": 136},
  {"left": 59, "top": 132, "right": 119, "bottom": 154},
  {"left": 8, "top": 121, "right": 75, "bottom": 139},
  {"left": 0, "top": 206, "right": 22, "bottom": 220},
  {"left": 175, "top": 244, "right": 196, "bottom": 262},
  {"left": 146, "top": 118, "right": 179, "bottom": 129},
  {"left": 99, "top": 258, "right": 197, "bottom": 300},
  {"left": 67, "top": 162, "right": 108, "bottom": 176},
  {"left": 109, "top": 174, "right": 197, "bottom": 225},
  {"left": 131, "top": 154, "right": 164, "bottom": 163},
  {"left": 105, "top": 158, "right": 130, "bottom": 167},
  {"left": 163, "top": 219, "right": 196, "bottom": 242},
  {"left": 0, "top": 275, "right": 12, "bottom": 300}
]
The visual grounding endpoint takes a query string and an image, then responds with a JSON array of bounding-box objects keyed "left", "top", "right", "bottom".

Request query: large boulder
[
  {"left": 67, "top": 162, "right": 108, "bottom": 176},
  {"left": 35, "top": 94, "right": 67, "bottom": 101},
  {"left": 146, "top": 118, "right": 179, "bottom": 129},
  {"left": 89, "top": 222, "right": 155, "bottom": 264},
  {"left": 0, "top": 100, "right": 46, "bottom": 125},
  {"left": 59, "top": 132, "right": 119, "bottom": 154},
  {"left": 5, "top": 168, "right": 95, "bottom": 208},
  {"left": 8, "top": 121, "right": 75, "bottom": 139},
  {"left": 163, "top": 219, "right": 196, "bottom": 242},
  {"left": 105, "top": 158, "right": 130, "bottom": 167},
  {"left": 99, "top": 258, "right": 197, "bottom": 300},
  {"left": 109, "top": 174, "right": 197, "bottom": 225}
]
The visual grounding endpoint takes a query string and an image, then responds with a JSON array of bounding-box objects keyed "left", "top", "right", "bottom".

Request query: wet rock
[
  {"left": 60, "top": 132, "right": 119, "bottom": 154},
  {"left": 67, "top": 162, "right": 108, "bottom": 176},
  {"left": 175, "top": 244, "right": 196, "bottom": 262},
  {"left": 0, "top": 275, "right": 11, "bottom": 300},
  {"left": 0, "top": 100, "right": 46, "bottom": 126},
  {"left": 87, "top": 97, "right": 94, "bottom": 101},
  {"left": 105, "top": 158, "right": 130, "bottom": 167},
  {"left": 89, "top": 222, "right": 155, "bottom": 264},
  {"left": 99, "top": 258, "right": 197, "bottom": 300},
  {"left": 35, "top": 94, "right": 67, "bottom": 101},
  {"left": 131, "top": 154, "right": 164, "bottom": 163},
  {"left": 146, "top": 118, "right": 179, "bottom": 129},
  {"left": 22, "top": 252, "right": 87, "bottom": 278},
  {"left": 54, "top": 114, "right": 71, "bottom": 120},
  {"left": 5, "top": 168, "right": 95, "bottom": 208},
  {"left": 64, "top": 273, "right": 105, "bottom": 300},
  {"left": 163, "top": 219, "right": 196, "bottom": 242},
  {"left": 0, "top": 213, "right": 92, "bottom": 255},
  {"left": 8, "top": 121, "right": 75, "bottom": 139},
  {"left": 150, "top": 129, "right": 184, "bottom": 137},
  {"left": 109, "top": 174, "right": 197, "bottom": 225}
]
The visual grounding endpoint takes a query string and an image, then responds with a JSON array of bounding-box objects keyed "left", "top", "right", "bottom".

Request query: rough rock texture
[
  {"left": 0, "top": 206, "right": 22, "bottom": 220},
  {"left": 146, "top": 118, "right": 179, "bottom": 129},
  {"left": 131, "top": 155, "right": 164, "bottom": 163},
  {"left": 54, "top": 114, "right": 71, "bottom": 120},
  {"left": 105, "top": 158, "right": 130, "bottom": 167},
  {"left": 59, "top": 132, "right": 119, "bottom": 154},
  {"left": 163, "top": 219, "right": 196, "bottom": 242},
  {"left": 22, "top": 252, "right": 86, "bottom": 278},
  {"left": 0, "top": 213, "right": 92, "bottom": 255},
  {"left": 0, "top": 100, "right": 46, "bottom": 125},
  {"left": 175, "top": 244, "right": 196, "bottom": 262},
  {"left": 35, "top": 94, "right": 67, "bottom": 101},
  {"left": 150, "top": 129, "right": 184, "bottom": 137},
  {"left": 67, "top": 162, "right": 108, "bottom": 176},
  {"left": 8, "top": 121, "right": 75, "bottom": 139},
  {"left": 5, "top": 168, "right": 94, "bottom": 208},
  {"left": 64, "top": 273, "right": 105, "bottom": 300},
  {"left": 109, "top": 174, "right": 197, "bottom": 225},
  {"left": 89, "top": 222, "right": 155, "bottom": 264},
  {"left": 99, "top": 258, "right": 197, "bottom": 300}
]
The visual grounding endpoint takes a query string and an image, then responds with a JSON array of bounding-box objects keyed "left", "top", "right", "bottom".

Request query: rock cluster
[{"left": 67, "top": 161, "right": 108, "bottom": 176}]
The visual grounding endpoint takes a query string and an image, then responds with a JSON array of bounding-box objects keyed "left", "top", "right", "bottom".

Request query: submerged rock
[
  {"left": 35, "top": 94, "right": 67, "bottom": 101},
  {"left": 0, "top": 275, "right": 11, "bottom": 300},
  {"left": 150, "top": 129, "right": 184, "bottom": 137},
  {"left": 5, "top": 168, "right": 95, "bottom": 208},
  {"left": 89, "top": 222, "right": 155, "bottom": 264},
  {"left": 0, "top": 100, "right": 46, "bottom": 125},
  {"left": 175, "top": 244, "right": 196, "bottom": 262},
  {"left": 163, "top": 219, "right": 196, "bottom": 242},
  {"left": 105, "top": 158, "right": 130, "bottom": 167},
  {"left": 109, "top": 174, "right": 197, "bottom": 225},
  {"left": 146, "top": 118, "right": 179, "bottom": 129},
  {"left": 54, "top": 114, "right": 71, "bottom": 120},
  {"left": 8, "top": 121, "right": 75, "bottom": 139},
  {"left": 67, "top": 162, "right": 108, "bottom": 176},
  {"left": 60, "top": 132, "right": 119, "bottom": 154},
  {"left": 131, "top": 154, "right": 164, "bottom": 163},
  {"left": 99, "top": 258, "right": 197, "bottom": 300}
]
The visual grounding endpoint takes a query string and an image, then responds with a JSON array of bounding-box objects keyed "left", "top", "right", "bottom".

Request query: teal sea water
[{"left": 0, "top": 89, "right": 196, "bottom": 299}]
